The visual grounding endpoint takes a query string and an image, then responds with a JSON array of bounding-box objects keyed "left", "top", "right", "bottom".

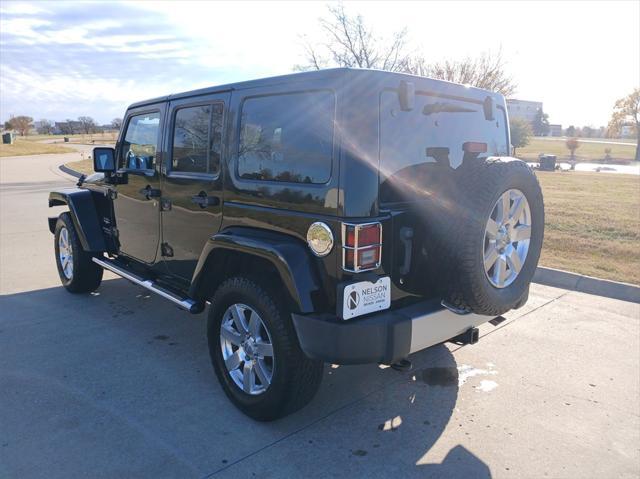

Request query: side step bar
[{"left": 92, "top": 257, "right": 202, "bottom": 313}]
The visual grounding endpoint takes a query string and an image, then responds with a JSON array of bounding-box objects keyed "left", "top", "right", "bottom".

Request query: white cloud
[
  {"left": 0, "top": 2, "right": 48, "bottom": 16},
  {"left": 0, "top": 0, "right": 638, "bottom": 126},
  {"left": 1, "top": 17, "right": 52, "bottom": 40}
]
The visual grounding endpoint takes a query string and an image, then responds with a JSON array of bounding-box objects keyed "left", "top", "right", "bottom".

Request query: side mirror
[{"left": 93, "top": 147, "right": 116, "bottom": 173}]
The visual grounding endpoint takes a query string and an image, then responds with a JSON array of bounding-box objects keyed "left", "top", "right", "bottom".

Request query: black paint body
[{"left": 49, "top": 68, "right": 510, "bottom": 362}]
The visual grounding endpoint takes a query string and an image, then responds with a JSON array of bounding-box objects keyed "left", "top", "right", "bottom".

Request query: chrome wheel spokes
[
  {"left": 58, "top": 227, "right": 74, "bottom": 280},
  {"left": 483, "top": 189, "right": 532, "bottom": 288},
  {"left": 220, "top": 303, "right": 274, "bottom": 395}
]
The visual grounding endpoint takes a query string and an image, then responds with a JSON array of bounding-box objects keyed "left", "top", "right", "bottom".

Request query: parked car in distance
[{"left": 49, "top": 68, "right": 544, "bottom": 420}]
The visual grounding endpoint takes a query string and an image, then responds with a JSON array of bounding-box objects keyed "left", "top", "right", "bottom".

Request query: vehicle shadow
[{"left": 0, "top": 278, "right": 491, "bottom": 478}]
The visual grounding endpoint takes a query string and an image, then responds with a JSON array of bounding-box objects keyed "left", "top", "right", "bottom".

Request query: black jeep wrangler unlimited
[{"left": 49, "top": 68, "right": 544, "bottom": 420}]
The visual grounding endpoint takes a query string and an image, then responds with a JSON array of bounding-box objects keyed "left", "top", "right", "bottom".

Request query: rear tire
[
  {"left": 54, "top": 212, "right": 103, "bottom": 293},
  {"left": 427, "top": 159, "right": 544, "bottom": 316},
  {"left": 207, "top": 276, "right": 324, "bottom": 421}
]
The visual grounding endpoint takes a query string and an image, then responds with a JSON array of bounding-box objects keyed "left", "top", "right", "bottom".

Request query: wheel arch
[
  {"left": 48, "top": 188, "right": 106, "bottom": 252},
  {"left": 190, "top": 227, "right": 323, "bottom": 314}
]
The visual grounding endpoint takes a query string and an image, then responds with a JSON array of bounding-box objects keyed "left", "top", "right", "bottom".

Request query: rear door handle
[
  {"left": 191, "top": 192, "right": 220, "bottom": 208},
  {"left": 139, "top": 185, "right": 161, "bottom": 199}
]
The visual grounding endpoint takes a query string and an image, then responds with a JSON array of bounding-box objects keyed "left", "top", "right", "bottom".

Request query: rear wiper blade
[{"left": 422, "top": 102, "right": 477, "bottom": 115}]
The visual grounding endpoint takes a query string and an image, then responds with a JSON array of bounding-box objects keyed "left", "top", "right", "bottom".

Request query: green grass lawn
[
  {"left": 20, "top": 132, "right": 118, "bottom": 144},
  {"left": 0, "top": 138, "right": 75, "bottom": 157},
  {"left": 64, "top": 158, "right": 95, "bottom": 175},
  {"left": 536, "top": 171, "right": 639, "bottom": 284},
  {"left": 517, "top": 137, "right": 637, "bottom": 163}
]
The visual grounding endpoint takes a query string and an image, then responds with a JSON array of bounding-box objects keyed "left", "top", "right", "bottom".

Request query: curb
[
  {"left": 59, "top": 164, "right": 81, "bottom": 178},
  {"left": 534, "top": 266, "right": 640, "bottom": 304},
  {"left": 56, "top": 163, "right": 640, "bottom": 305}
]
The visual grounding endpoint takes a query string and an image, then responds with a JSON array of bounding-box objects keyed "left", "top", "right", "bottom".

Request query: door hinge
[
  {"left": 161, "top": 242, "right": 174, "bottom": 257},
  {"left": 160, "top": 198, "right": 172, "bottom": 211}
]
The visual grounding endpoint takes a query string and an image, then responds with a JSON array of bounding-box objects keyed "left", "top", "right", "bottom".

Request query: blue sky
[{"left": 1, "top": 1, "right": 638, "bottom": 127}]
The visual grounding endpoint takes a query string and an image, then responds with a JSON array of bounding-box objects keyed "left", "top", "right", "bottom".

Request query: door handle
[
  {"left": 139, "top": 185, "right": 161, "bottom": 200},
  {"left": 191, "top": 191, "right": 220, "bottom": 208}
]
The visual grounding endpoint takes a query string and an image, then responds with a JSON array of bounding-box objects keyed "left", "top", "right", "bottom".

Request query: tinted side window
[
  {"left": 121, "top": 112, "right": 160, "bottom": 170},
  {"left": 238, "top": 91, "right": 334, "bottom": 184},
  {"left": 171, "top": 103, "right": 223, "bottom": 175}
]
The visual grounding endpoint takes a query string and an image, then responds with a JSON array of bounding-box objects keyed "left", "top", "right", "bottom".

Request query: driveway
[{"left": 1, "top": 152, "right": 638, "bottom": 479}]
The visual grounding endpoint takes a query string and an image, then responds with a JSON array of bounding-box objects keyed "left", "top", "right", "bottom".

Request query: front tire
[
  {"left": 54, "top": 212, "right": 103, "bottom": 293},
  {"left": 208, "top": 277, "right": 324, "bottom": 421}
]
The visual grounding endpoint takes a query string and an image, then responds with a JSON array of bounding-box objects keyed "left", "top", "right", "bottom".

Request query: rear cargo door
[
  {"left": 378, "top": 86, "right": 510, "bottom": 296},
  {"left": 379, "top": 88, "right": 510, "bottom": 204}
]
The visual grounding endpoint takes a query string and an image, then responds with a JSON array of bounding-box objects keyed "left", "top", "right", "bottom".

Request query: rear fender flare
[
  {"left": 190, "top": 228, "right": 321, "bottom": 313},
  {"left": 48, "top": 188, "right": 106, "bottom": 252}
]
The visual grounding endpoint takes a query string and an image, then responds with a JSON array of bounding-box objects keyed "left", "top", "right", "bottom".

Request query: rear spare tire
[{"left": 428, "top": 158, "right": 544, "bottom": 316}]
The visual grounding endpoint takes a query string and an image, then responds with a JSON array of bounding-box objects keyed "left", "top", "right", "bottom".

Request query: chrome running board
[{"left": 92, "top": 256, "right": 201, "bottom": 313}]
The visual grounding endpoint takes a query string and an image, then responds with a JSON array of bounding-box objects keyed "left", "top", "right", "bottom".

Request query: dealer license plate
[{"left": 341, "top": 276, "right": 391, "bottom": 320}]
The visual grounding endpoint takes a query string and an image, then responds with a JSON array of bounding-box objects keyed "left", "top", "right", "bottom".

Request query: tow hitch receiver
[
  {"left": 390, "top": 358, "right": 412, "bottom": 372},
  {"left": 450, "top": 327, "right": 480, "bottom": 346}
]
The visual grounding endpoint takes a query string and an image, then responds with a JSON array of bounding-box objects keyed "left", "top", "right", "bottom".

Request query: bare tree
[
  {"left": 78, "top": 116, "right": 97, "bottom": 135},
  {"left": 36, "top": 119, "right": 53, "bottom": 135},
  {"left": 566, "top": 137, "right": 580, "bottom": 160},
  {"left": 296, "top": 5, "right": 516, "bottom": 96},
  {"left": 607, "top": 88, "right": 639, "bottom": 161},
  {"left": 295, "top": 4, "right": 411, "bottom": 72},
  {"left": 404, "top": 50, "right": 516, "bottom": 96},
  {"left": 5, "top": 115, "right": 33, "bottom": 136},
  {"left": 111, "top": 118, "right": 123, "bottom": 131},
  {"left": 59, "top": 120, "right": 75, "bottom": 135}
]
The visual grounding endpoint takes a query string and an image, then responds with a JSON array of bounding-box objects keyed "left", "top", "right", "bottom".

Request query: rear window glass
[
  {"left": 171, "top": 103, "right": 223, "bottom": 175},
  {"left": 379, "top": 90, "right": 509, "bottom": 202},
  {"left": 238, "top": 91, "right": 335, "bottom": 184}
]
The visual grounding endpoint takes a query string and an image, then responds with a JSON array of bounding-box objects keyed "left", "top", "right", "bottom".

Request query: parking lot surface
[{"left": 1, "top": 152, "right": 639, "bottom": 478}]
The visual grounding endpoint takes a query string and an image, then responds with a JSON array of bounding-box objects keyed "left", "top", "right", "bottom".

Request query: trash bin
[
  {"left": 538, "top": 154, "right": 557, "bottom": 171},
  {"left": 2, "top": 132, "right": 14, "bottom": 144},
  {"left": 64, "top": 137, "right": 70, "bottom": 142}
]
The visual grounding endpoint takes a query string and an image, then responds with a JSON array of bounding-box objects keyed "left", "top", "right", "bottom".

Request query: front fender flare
[
  {"left": 48, "top": 188, "right": 106, "bottom": 252},
  {"left": 190, "top": 229, "right": 321, "bottom": 313}
]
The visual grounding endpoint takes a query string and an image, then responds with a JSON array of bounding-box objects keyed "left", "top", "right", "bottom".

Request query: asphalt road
[{"left": 1, "top": 150, "right": 639, "bottom": 479}]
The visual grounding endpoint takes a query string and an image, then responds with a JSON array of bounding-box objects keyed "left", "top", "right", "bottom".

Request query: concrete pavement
[{"left": 1, "top": 151, "right": 639, "bottom": 479}]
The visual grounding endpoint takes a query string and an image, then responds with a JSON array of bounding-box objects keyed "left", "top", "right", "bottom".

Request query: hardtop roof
[{"left": 127, "top": 67, "right": 502, "bottom": 110}]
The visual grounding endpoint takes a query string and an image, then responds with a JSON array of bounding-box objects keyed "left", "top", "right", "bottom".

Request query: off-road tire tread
[
  {"left": 426, "top": 159, "right": 544, "bottom": 316},
  {"left": 208, "top": 276, "right": 324, "bottom": 421},
  {"left": 55, "top": 212, "right": 103, "bottom": 293}
]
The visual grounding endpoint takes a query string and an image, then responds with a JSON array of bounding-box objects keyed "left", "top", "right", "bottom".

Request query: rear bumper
[{"left": 292, "top": 299, "right": 493, "bottom": 365}]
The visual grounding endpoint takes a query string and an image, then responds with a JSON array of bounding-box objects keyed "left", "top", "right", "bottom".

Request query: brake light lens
[
  {"left": 463, "top": 141, "right": 488, "bottom": 153},
  {"left": 342, "top": 222, "right": 382, "bottom": 272}
]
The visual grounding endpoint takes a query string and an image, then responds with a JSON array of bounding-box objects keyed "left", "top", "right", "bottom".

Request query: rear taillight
[
  {"left": 463, "top": 141, "right": 488, "bottom": 154},
  {"left": 342, "top": 222, "right": 382, "bottom": 272}
]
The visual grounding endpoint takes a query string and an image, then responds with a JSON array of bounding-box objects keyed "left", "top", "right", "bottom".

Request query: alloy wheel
[
  {"left": 483, "top": 189, "right": 532, "bottom": 288},
  {"left": 219, "top": 303, "right": 275, "bottom": 395},
  {"left": 58, "top": 226, "right": 74, "bottom": 280}
]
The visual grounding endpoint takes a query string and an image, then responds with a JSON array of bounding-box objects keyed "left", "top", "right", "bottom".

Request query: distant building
[
  {"left": 507, "top": 99, "right": 543, "bottom": 125},
  {"left": 548, "top": 124, "right": 562, "bottom": 137},
  {"left": 53, "top": 121, "right": 83, "bottom": 135}
]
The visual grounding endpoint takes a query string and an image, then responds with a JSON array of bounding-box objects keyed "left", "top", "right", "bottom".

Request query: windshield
[{"left": 379, "top": 89, "right": 509, "bottom": 203}]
